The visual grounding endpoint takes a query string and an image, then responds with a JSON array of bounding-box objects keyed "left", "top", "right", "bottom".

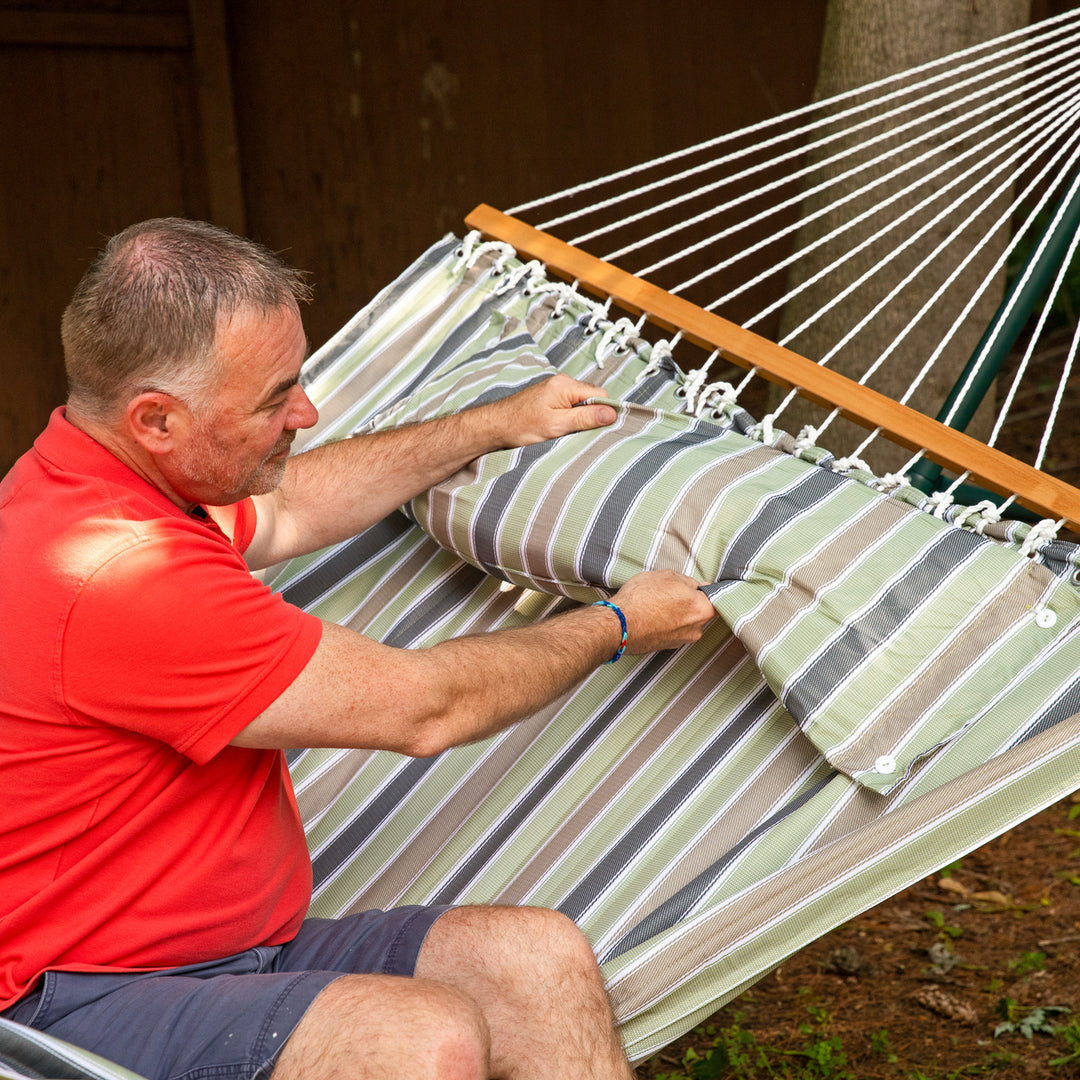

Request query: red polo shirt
[{"left": 0, "top": 409, "right": 324, "bottom": 1009}]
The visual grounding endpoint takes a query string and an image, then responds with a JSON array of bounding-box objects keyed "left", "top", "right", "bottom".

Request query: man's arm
[
  {"left": 242, "top": 374, "right": 616, "bottom": 570},
  {"left": 232, "top": 570, "right": 714, "bottom": 755}
]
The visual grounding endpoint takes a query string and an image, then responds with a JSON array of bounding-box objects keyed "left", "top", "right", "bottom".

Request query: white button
[
  {"left": 874, "top": 754, "right": 897, "bottom": 775},
  {"left": 1036, "top": 608, "right": 1057, "bottom": 629}
]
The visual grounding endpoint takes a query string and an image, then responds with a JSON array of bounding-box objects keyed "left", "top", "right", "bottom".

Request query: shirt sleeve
[
  {"left": 232, "top": 497, "right": 258, "bottom": 553},
  {"left": 59, "top": 521, "right": 323, "bottom": 764}
]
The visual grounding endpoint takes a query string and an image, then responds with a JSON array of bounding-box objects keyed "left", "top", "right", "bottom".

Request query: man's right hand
[{"left": 606, "top": 571, "right": 715, "bottom": 654}]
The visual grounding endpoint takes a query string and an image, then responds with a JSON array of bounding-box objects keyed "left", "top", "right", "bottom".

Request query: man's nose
[{"left": 286, "top": 386, "right": 319, "bottom": 430}]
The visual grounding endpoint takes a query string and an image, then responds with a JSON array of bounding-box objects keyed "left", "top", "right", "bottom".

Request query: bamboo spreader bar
[{"left": 466, "top": 204, "right": 1080, "bottom": 530}]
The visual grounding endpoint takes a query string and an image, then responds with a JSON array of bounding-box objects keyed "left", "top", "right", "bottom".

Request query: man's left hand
[{"left": 483, "top": 374, "right": 618, "bottom": 449}]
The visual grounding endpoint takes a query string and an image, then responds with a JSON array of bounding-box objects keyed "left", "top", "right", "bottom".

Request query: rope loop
[
  {"left": 493, "top": 258, "right": 544, "bottom": 296},
  {"left": 749, "top": 414, "right": 777, "bottom": 445},
  {"left": 589, "top": 317, "right": 636, "bottom": 369},
  {"left": 584, "top": 299, "right": 614, "bottom": 337},
  {"left": 453, "top": 234, "right": 517, "bottom": 275},
  {"left": 950, "top": 498, "right": 1001, "bottom": 532},
  {"left": 793, "top": 424, "right": 820, "bottom": 452},
  {"left": 831, "top": 454, "right": 874, "bottom": 476},
  {"left": 697, "top": 383, "right": 740, "bottom": 419},
  {"left": 635, "top": 359, "right": 663, "bottom": 383},
  {"left": 553, "top": 279, "right": 582, "bottom": 317},
  {"left": 874, "top": 472, "right": 909, "bottom": 494},
  {"left": 596, "top": 316, "right": 639, "bottom": 359},
  {"left": 453, "top": 230, "right": 481, "bottom": 263},
  {"left": 1019, "top": 517, "right": 1065, "bottom": 557},
  {"left": 520, "top": 273, "right": 581, "bottom": 316},
  {"left": 680, "top": 367, "right": 710, "bottom": 413},
  {"left": 924, "top": 490, "right": 956, "bottom": 518},
  {"left": 633, "top": 339, "right": 675, "bottom": 384}
]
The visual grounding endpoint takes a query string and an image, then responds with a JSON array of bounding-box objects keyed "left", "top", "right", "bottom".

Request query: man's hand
[
  {"left": 605, "top": 571, "right": 716, "bottom": 654},
  {"left": 480, "top": 374, "right": 618, "bottom": 449}
]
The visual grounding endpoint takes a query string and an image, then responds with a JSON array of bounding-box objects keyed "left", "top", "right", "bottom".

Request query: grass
[{"left": 644, "top": 1001, "right": 1080, "bottom": 1079}]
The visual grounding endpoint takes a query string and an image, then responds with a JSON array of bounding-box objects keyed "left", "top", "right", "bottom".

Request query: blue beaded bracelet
[{"left": 593, "top": 600, "right": 628, "bottom": 663}]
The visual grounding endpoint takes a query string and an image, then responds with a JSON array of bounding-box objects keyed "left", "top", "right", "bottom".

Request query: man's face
[{"left": 168, "top": 304, "right": 318, "bottom": 506}]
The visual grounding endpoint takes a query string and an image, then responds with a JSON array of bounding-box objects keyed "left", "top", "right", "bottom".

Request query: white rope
[
  {"left": 831, "top": 453, "right": 875, "bottom": 476},
  {"left": 944, "top": 152, "right": 1080, "bottom": 431},
  {"left": 794, "top": 425, "right": 821, "bottom": 453},
  {"left": 493, "top": 14, "right": 1080, "bottom": 525},
  {"left": 493, "top": 258, "right": 547, "bottom": 295},
  {"left": 701, "top": 76, "right": 1080, "bottom": 325},
  {"left": 849, "top": 426, "right": 885, "bottom": 466},
  {"left": 509, "top": 9, "right": 1080, "bottom": 222},
  {"left": 954, "top": 499, "right": 1003, "bottom": 532},
  {"left": 944, "top": 471, "right": 972, "bottom": 498},
  {"left": 760, "top": 92, "right": 1060, "bottom": 441},
  {"left": 746, "top": 94, "right": 1080, "bottom": 455},
  {"left": 594, "top": 317, "right": 640, "bottom": 367},
  {"left": 453, "top": 233, "right": 516, "bottom": 273},
  {"left": 775, "top": 95, "right": 1080, "bottom": 357},
  {"left": 790, "top": 107, "right": 1080, "bottom": 413},
  {"left": 924, "top": 490, "right": 957, "bottom": 518},
  {"left": 624, "top": 45, "right": 1080, "bottom": 282},
  {"left": 980, "top": 189, "right": 1080, "bottom": 462},
  {"left": 567, "top": 25, "right": 1080, "bottom": 259},
  {"left": 694, "top": 382, "right": 741, "bottom": 420},
  {"left": 1019, "top": 518, "right": 1066, "bottom": 556},
  {"left": 1032, "top": 320, "right": 1080, "bottom": 474},
  {"left": 890, "top": 131, "right": 1080, "bottom": 414},
  {"left": 636, "top": 339, "right": 678, "bottom": 384}
]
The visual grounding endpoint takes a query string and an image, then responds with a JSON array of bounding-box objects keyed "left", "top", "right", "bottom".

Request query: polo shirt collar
[{"left": 35, "top": 407, "right": 204, "bottom": 522}]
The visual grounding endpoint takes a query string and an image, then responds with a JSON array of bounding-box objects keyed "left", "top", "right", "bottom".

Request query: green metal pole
[{"left": 908, "top": 173, "right": 1080, "bottom": 496}]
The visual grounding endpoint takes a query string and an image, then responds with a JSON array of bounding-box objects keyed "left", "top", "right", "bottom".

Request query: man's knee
[
  {"left": 420, "top": 905, "right": 609, "bottom": 1003},
  {"left": 273, "top": 974, "right": 490, "bottom": 1080},
  {"left": 517, "top": 907, "right": 605, "bottom": 978}
]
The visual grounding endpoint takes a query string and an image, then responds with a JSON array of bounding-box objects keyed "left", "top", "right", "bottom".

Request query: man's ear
[{"left": 125, "top": 392, "right": 190, "bottom": 456}]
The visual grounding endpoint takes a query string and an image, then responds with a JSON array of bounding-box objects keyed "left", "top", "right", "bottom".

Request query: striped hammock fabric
[
  {"left": 5, "top": 234, "right": 1080, "bottom": 1076},
  {"left": 275, "top": 236, "right": 1080, "bottom": 1059}
]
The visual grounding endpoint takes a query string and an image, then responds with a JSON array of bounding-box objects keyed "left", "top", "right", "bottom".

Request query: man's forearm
[
  {"left": 243, "top": 375, "right": 617, "bottom": 570},
  {"left": 232, "top": 570, "right": 714, "bottom": 755},
  {"left": 259, "top": 413, "right": 496, "bottom": 564},
  {"left": 407, "top": 601, "right": 628, "bottom": 755}
]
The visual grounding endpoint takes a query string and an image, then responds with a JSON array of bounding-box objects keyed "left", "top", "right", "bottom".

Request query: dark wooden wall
[{"left": 0, "top": 0, "right": 830, "bottom": 472}]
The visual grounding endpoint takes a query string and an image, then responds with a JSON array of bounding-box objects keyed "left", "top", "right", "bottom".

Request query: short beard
[{"left": 177, "top": 419, "right": 294, "bottom": 505}]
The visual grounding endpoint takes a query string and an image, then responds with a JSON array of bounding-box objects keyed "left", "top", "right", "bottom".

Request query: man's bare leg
[
  {"left": 271, "top": 971, "right": 491, "bottom": 1080},
  {"left": 271, "top": 905, "right": 631, "bottom": 1080},
  {"left": 415, "top": 906, "right": 634, "bottom": 1080}
]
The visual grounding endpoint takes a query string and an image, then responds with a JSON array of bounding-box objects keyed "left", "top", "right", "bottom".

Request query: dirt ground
[{"left": 635, "top": 793, "right": 1080, "bottom": 1079}]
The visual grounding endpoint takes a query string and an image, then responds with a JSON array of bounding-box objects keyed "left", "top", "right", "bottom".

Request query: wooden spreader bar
[{"left": 466, "top": 204, "right": 1080, "bottom": 531}]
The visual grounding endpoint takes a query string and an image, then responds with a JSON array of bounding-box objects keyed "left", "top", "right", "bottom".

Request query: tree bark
[{"left": 772, "top": 0, "right": 1032, "bottom": 473}]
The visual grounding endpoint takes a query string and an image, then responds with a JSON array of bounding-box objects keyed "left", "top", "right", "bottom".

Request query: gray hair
[{"left": 62, "top": 218, "right": 312, "bottom": 421}]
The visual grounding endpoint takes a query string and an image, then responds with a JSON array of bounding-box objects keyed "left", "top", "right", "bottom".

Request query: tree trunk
[{"left": 772, "top": 0, "right": 1032, "bottom": 474}]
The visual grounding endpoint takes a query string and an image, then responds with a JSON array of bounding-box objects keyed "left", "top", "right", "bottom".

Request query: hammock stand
[{"left": 6, "top": 13, "right": 1080, "bottom": 1080}]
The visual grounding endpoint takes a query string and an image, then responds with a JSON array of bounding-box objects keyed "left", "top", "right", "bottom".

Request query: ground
[{"left": 635, "top": 793, "right": 1080, "bottom": 1080}]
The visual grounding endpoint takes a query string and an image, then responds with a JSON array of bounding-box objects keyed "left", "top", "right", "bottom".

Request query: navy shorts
[{"left": 2, "top": 907, "right": 453, "bottom": 1080}]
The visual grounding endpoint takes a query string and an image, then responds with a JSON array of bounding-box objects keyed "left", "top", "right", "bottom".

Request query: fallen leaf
[
  {"left": 938, "top": 877, "right": 969, "bottom": 897},
  {"left": 912, "top": 985, "right": 978, "bottom": 1025},
  {"left": 970, "top": 890, "right": 1012, "bottom": 907}
]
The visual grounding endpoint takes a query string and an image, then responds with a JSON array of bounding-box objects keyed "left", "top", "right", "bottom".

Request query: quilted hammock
[{"left": 6, "top": 234, "right": 1080, "bottom": 1078}]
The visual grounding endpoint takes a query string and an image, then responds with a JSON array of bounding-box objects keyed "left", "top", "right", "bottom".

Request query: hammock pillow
[{"left": 352, "top": 314, "right": 1080, "bottom": 795}]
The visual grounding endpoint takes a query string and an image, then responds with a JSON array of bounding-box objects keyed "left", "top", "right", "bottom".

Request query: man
[{"left": 0, "top": 219, "right": 715, "bottom": 1080}]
